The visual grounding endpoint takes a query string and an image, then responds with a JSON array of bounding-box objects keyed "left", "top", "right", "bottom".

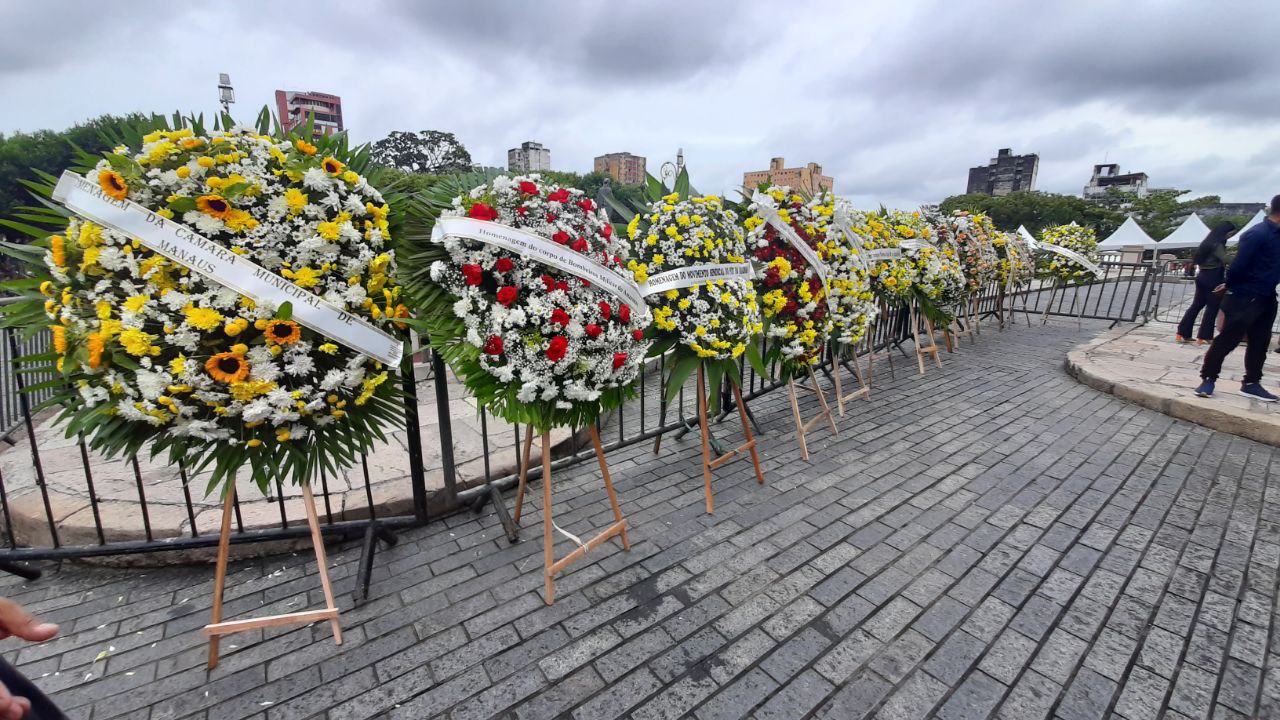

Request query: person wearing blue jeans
[{"left": 1197, "top": 195, "right": 1280, "bottom": 400}]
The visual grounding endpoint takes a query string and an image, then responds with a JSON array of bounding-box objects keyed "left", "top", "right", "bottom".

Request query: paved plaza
[{"left": 1, "top": 319, "right": 1277, "bottom": 719}]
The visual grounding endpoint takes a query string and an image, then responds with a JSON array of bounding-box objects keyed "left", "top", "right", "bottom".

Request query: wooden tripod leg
[
  {"left": 924, "top": 316, "right": 942, "bottom": 368},
  {"left": 697, "top": 367, "right": 714, "bottom": 514},
  {"left": 831, "top": 352, "right": 845, "bottom": 417},
  {"left": 734, "top": 384, "right": 765, "bottom": 485},
  {"left": 788, "top": 379, "right": 809, "bottom": 461},
  {"left": 541, "top": 431, "right": 555, "bottom": 605},
  {"left": 589, "top": 426, "right": 629, "bottom": 550},
  {"left": 808, "top": 365, "right": 838, "bottom": 435},
  {"left": 207, "top": 483, "right": 236, "bottom": 670},
  {"left": 850, "top": 347, "right": 869, "bottom": 397},
  {"left": 301, "top": 483, "right": 342, "bottom": 646},
  {"left": 911, "top": 305, "right": 926, "bottom": 375},
  {"left": 513, "top": 425, "right": 534, "bottom": 523}
]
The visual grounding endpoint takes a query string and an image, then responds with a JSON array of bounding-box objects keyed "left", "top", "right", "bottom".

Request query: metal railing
[{"left": 0, "top": 268, "right": 1162, "bottom": 567}]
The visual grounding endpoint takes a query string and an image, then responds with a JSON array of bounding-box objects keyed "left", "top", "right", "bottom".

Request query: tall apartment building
[
  {"left": 1083, "top": 163, "right": 1149, "bottom": 198},
  {"left": 507, "top": 141, "right": 551, "bottom": 172},
  {"left": 965, "top": 148, "right": 1038, "bottom": 196},
  {"left": 274, "top": 90, "right": 343, "bottom": 138},
  {"left": 594, "top": 152, "right": 647, "bottom": 185},
  {"left": 742, "top": 157, "right": 834, "bottom": 195}
]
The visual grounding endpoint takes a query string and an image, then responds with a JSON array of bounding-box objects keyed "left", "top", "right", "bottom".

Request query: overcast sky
[{"left": 3, "top": 0, "right": 1277, "bottom": 209}]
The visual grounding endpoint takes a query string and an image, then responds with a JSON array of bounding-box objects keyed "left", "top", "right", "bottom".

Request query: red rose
[
  {"left": 557, "top": 281, "right": 570, "bottom": 292},
  {"left": 553, "top": 231, "right": 570, "bottom": 245},
  {"left": 462, "top": 264, "right": 483, "bottom": 286},
  {"left": 546, "top": 335, "right": 568, "bottom": 362},
  {"left": 517, "top": 206, "right": 528, "bottom": 216},
  {"left": 598, "top": 301, "right": 612, "bottom": 320},
  {"left": 585, "top": 323, "right": 603, "bottom": 338},
  {"left": 601, "top": 223, "right": 613, "bottom": 238},
  {"left": 541, "top": 275, "right": 557, "bottom": 292},
  {"left": 547, "top": 188, "right": 570, "bottom": 203},
  {"left": 551, "top": 308, "right": 570, "bottom": 326},
  {"left": 468, "top": 203, "right": 498, "bottom": 221},
  {"left": 484, "top": 336, "right": 503, "bottom": 355},
  {"left": 496, "top": 286, "right": 518, "bottom": 306},
  {"left": 495, "top": 257, "right": 514, "bottom": 273},
  {"left": 783, "top": 299, "right": 798, "bottom": 314},
  {"left": 619, "top": 304, "right": 631, "bottom": 323},
  {"left": 518, "top": 181, "right": 538, "bottom": 195},
  {"left": 571, "top": 238, "right": 588, "bottom": 252},
  {"left": 578, "top": 198, "right": 595, "bottom": 213},
  {"left": 546, "top": 214, "right": 556, "bottom": 223},
  {"left": 580, "top": 279, "right": 591, "bottom": 288},
  {"left": 612, "top": 352, "right": 628, "bottom": 369},
  {"left": 632, "top": 329, "right": 644, "bottom": 341}
]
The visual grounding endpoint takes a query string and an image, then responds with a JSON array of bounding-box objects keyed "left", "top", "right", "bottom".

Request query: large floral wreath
[
  {"left": 627, "top": 192, "right": 762, "bottom": 408},
  {"left": 823, "top": 198, "right": 878, "bottom": 348},
  {"left": 943, "top": 212, "right": 1000, "bottom": 293},
  {"left": 1037, "top": 224, "right": 1100, "bottom": 283},
  {"left": 992, "top": 228, "right": 1035, "bottom": 287},
  {"left": 409, "top": 174, "right": 650, "bottom": 431},
  {"left": 744, "top": 187, "right": 832, "bottom": 378},
  {"left": 1, "top": 122, "right": 408, "bottom": 492},
  {"left": 871, "top": 210, "right": 966, "bottom": 313}
]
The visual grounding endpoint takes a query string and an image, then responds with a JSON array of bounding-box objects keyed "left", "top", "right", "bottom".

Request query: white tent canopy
[
  {"left": 1098, "top": 216, "right": 1156, "bottom": 249},
  {"left": 1157, "top": 213, "right": 1210, "bottom": 250},
  {"left": 1227, "top": 209, "right": 1265, "bottom": 246}
]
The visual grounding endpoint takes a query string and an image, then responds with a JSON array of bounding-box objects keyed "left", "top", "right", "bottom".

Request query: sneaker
[
  {"left": 1197, "top": 338, "right": 1210, "bottom": 346},
  {"left": 1175, "top": 334, "right": 1190, "bottom": 343},
  {"left": 1195, "top": 380, "right": 1214, "bottom": 397},
  {"left": 1241, "top": 384, "right": 1279, "bottom": 402}
]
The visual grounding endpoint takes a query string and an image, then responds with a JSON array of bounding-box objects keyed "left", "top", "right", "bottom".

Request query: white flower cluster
[
  {"left": 627, "top": 193, "right": 762, "bottom": 361},
  {"left": 43, "top": 128, "right": 401, "bottom": 446},
  {"left": 429, "top": 174, "right": 651, "bottom": 410},
  {"left": 823, "top": 198, "right": 879, "bottom": 347}
]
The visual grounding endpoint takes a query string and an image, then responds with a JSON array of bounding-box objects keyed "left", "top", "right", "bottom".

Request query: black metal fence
[{"left": 0, "top": 262, "right": 1167, "bottom": 568}]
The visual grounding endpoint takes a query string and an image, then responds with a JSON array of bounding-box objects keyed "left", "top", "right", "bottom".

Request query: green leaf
[
  {"left": 277, "top": 301, "right": 293, "bottom": 320},
  {"left": 674, "top": 167, "right": 691, "bottom": 201},
  {"left": 645, "top": 172, "right": 667, "bottom": 203},
  {"left": 705, "top": 360, "right": 724, "bottom": 416},
  {"left": 745, "top": 340, "right": 769, "bottom": 380},
  {"left": 167, "top": 197, "right": 196, "bottom": 214},
  {"left": 664, "top": 354, "right": 699, "bottom": 404}
]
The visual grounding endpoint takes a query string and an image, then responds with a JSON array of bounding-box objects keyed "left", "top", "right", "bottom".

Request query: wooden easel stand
[
  {"left": 695, "top": 366, "right": 764, "bottom": 514},
  {"left": 830, "top": 346, "right": 870, "bottom": 417},
  {"left": 787, "top": 364, "right": 838, "bottom": 461},
  {"left": 204, "top": 482, "right": 341, "bottom": 669},
  {"left": 514, "top": 425, "right": 629, "bottom": 605},
  {"left": 910, "top": 302, "right": 942, "bottom": 375}
]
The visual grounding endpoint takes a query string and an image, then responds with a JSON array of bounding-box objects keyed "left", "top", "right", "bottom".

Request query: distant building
[
  {"left": 595, "top": 152, "right": 647, "bottom": 185},
  {"left": 274, "top": 90, "right": 343, "bottom": 138},
  {"left": 1084, "top": 163, "right": 1148, "bottom": 198},
  {"left": 743, "top": 157, "right": 833, "bottom": 195},
  {"left": 507, "top": 141, "right": 551, "bottom": 172},
  {"left": 966, "top": 148, "right": 1038, "bottom": 196}
]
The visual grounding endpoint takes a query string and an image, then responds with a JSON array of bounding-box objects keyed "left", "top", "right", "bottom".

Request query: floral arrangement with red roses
[{"left": 407, "top": 174, "right": 651, "bottom": 431}]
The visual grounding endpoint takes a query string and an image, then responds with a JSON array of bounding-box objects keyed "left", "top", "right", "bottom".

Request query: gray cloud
[{"left": 1, "top": 0, "right": 1277, "bottom": 208}]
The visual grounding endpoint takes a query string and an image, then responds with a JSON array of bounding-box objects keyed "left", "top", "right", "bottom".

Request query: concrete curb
[{"left": 1065, "top": 326, "right": 1280, "bottom": 447}]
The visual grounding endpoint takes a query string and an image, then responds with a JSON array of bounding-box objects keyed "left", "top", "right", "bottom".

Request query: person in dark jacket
[
  {"left": 1196, "top": 195, "right": 1280, "bottom": 400},
  {"left": 1176, "top": 222, "right": 1235, "bottom": 344}
]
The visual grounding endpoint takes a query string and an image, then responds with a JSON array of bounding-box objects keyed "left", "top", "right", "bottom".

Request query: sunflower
[
  {"left": 264, "top": 319, "right": 301, "bottom": 345},
  {"left": 205, "top": 352, "right": 250, "bottom": 383},
  {"left": 87, "top": 333, "right": 105, "bottom": 369},
  {"left": 196, "top": 194, "right": 233, "bottom": 219},
  {"left": 321, "top": 157, "right": 344, "bottom": 175},
  {"left": 294, "top": 139, "right": 317, "bottom": 156},
  {"left": 98, "top": 170, "right": 128, "bottom": 201}
]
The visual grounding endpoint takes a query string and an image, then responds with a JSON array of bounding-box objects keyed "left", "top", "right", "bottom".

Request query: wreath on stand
[{"left": 1037, "top": 224, "right": 1101, "bottom": 284}]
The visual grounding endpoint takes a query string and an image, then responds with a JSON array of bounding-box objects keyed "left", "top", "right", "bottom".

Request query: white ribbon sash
[
  {"left": 638, "top": 263, "right": 755, "bottom": 297},
  {"left": 431, "top": 216, "right": 644, "bottom": 309},
  {"left": 51, "top": 171, "right": 402, "bottom": 366},
  {"left": 864, "top": 247, "right": 905, "bottom": 263},
  {"left": 1025, "top": 235, "right": 1103, "bottom": 278}
]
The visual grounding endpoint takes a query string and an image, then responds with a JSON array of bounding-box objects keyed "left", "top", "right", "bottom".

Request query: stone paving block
[{"left": 876, "top": 671, "right": 949, "bottom": 720}]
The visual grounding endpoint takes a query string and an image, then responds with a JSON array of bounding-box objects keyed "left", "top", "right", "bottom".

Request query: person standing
[
  {"left": 1196, "top": 196, "right": 1280, "bottom": 400},
  {"left": 1176, "top": 221, "right": 1235, "bottom": 344}
]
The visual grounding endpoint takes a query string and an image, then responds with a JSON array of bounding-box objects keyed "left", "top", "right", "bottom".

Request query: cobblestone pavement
[{"left": 2, "top": 319, "right": 1278, "bottom": 720}]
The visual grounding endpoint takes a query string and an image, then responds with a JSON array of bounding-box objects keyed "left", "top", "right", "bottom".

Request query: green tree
[
  {"left": 938, "top": 191, "right": 1123, "bottom": 236},
  {"left": 369, "top": 130, "right": 472, "bottom": 174},
  {"left": 0, "top": 112, "right": 149, "bottom": 221},
  {"left": 1091, "top": 188, "right": 1220, "bottom": 239}
]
